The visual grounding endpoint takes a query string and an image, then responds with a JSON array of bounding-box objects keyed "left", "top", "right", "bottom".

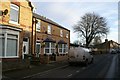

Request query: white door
[
  {"left": 36, "top": 42, "right": 41, "bottom": 57},
  {"left": 23, "top": 41, "right": 29, "bottom": 59}
]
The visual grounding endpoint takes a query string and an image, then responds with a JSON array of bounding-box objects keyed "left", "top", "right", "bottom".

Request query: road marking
[
  {"left": 105, "top": 55, "right": 117, "bottom": 78},
  {"left": 82, "top": 67, "right": 86, "bottom": 70},
  {"left": 23, "top": 65, "right": 69, "bottom": 79},
  {"left": 76, "top": 70, "right": 79, "bottom": 73},
  {"left": 67, "top": 74, "right": 72, "bottom": 77}
]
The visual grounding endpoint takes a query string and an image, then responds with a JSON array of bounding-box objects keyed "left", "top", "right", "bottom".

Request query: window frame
[
  {"left": 60, "top": 30, "right": 63, "bottom": 37},
  {"left": 36, "top": 20, "right": 41, "bottom": 32},
  {"left": 66, "top": 33, "right": 68, "bottom": 38},
  {"left": 58, "top": 44, "right": 67, "bottom": 54},
  {"left": 44, "top": 42, "right": 55, "bottom": 55},
  {"left": 47, "top": 25, "right": 51, "bottom": 34},
  {"left": 36, "top": 41, "right": 41, "bottom": 54},
  {"left": 9, "top": 3, "right": 19, "bottom": 25},
  {"left": 0, "top": 29, "right": 19, "bottom": 58}
]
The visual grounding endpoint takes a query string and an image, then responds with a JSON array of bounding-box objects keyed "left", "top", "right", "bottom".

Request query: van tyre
[
  {"left": 85, "top": 59, "right": 88, "bottom": 66},
  {"left": 91, "top": 58, "right": 94, "bottom": 64}
]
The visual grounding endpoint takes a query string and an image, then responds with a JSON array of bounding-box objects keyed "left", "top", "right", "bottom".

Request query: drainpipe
[
  {"left": 34, "top": 17, "right": 37, "bottom": 57},
  {"left": 31, "top": 16, "right": 34, "bottom": 56}
]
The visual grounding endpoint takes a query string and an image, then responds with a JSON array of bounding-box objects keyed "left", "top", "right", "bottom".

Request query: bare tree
[
  {"left": 73, "top": 40, "right": 81, "bottom": 45},
  {"left": 73, "top": 12, "right": 109, "bottom": 47},
  {"left": 93, "top": 36, "right": 102, "bottom": 45}
]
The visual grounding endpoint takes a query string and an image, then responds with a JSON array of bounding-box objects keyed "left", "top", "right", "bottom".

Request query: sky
[{"left": 30, "top": 0, "right": 119, "bottom": 43}]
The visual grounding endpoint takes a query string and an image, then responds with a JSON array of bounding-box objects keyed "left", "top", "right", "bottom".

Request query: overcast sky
[{"left": 31, "top": 0, "right": 119, "bottom": 43}]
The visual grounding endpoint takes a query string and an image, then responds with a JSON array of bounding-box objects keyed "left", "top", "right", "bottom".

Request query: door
[
  {"left": 36, "top": 42, "right": 41, "bottom": 57},
  {"left": 23, "top": 38, "right": 29, "bottom": 59}
]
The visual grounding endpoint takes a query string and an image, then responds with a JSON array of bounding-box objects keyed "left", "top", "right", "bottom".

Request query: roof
[
  {"left": 93, "top": 40, "right": 119, "bottom": 48},
  {"left": 33, "top": 13, "right": 70, "bottom": 31},
  {"left": 43, "top": 37, "right": 56, "bottom": 43},
  {"left": 58, "top": 40, "right": 67, "bottom": 44},
  {"left": 70, "top": 43, "right": 79, "bottom": 47}
]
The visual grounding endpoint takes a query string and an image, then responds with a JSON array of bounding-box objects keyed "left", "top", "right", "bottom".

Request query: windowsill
[
  {"left": 45, "top": 53, "right": 52, "bottom": 55},
  {"left": 36, "top": 31, "right": 41, "bottom": 32},
  {"left": 9, "top": 21, "right": 20, "bottom": 26},
  {"left": 1, "top": 56, "right": 19, "bottom": 58}
]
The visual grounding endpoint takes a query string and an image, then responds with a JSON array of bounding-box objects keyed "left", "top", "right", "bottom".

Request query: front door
[
  {"left": 23, "top": 38, "right": 29, "bottom": 59},
  {"left": 36, "top": 42, "right": 41, "bottom": 57}
]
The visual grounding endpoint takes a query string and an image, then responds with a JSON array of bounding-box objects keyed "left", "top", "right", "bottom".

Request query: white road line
[
  {"left": 23, "top": 65, "right": 69, "bottom": 79},
  {"left": 105, "top": 55, "right": 117, "bottom": 78},
  {"left": 67, "top": 74, "right": 72, "bottom": 77},
  {"left": 76, "top": 70, "right": 79, "bottom": 73},
  {"left": 82, "top": 67, "right": 86, "bottom": 70}
]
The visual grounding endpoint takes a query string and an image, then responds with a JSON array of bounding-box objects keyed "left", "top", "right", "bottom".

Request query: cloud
[{"left": 32, "top": 2, "right": 118, "bottom": 43}]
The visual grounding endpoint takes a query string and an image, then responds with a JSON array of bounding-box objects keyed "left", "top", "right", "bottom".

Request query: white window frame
[
  {"left": 0, "top": 29, "right": 19, "bottom": 58},
  {"left": 66, "top": 33, "right": 68, "bottom": 38},
  {"left": 36, "top": 41, "right": 41, "bottom": 54},
  {"left": 9, "top": 3, "right": 19, "bottom": 25},
  {"left": 58, "top": 44, "right": 67, "bottom": 54},
  {"left": 36, "top": 21, "right": 41, "bottom": 32},
  {"left": 48, "top": 25, "right": 51, "bottom": 34},
  {"left": 0, "top": 34, "right": 5, "bottom": 57},
  {"left": 44, "top": 42, "right": 55, "bottom": 55},
  {"left": 60, "top": 30, "right": 63, "bottom": 37}
]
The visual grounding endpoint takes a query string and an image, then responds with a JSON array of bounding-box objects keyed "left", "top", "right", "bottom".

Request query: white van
[{"left": 68, "top": 47, "right": 93, "bottom": 65}]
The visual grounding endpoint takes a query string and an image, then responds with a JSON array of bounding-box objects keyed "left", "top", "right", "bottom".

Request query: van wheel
[
  {"left": 91, "top": 58, "right": 94, "bottom": 64},
  {"left": 85, "top": 59, "right": 88, "bottom": 66},
  {"left": 69, "top": 62, "right": 73, "bottom": 66}
]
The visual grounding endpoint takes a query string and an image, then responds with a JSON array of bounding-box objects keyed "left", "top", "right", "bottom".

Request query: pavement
[{"left": 2, "top": 61, "right": 69, "bottom": 80}]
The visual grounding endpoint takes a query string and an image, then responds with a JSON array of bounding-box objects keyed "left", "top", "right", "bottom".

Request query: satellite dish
[{"left": 3, "top": 9, "right": 8, "bottom": 15}]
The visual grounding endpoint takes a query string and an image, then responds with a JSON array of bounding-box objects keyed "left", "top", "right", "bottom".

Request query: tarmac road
[{"left": 23, "top": 53, "right": 120, "bottom": 80}]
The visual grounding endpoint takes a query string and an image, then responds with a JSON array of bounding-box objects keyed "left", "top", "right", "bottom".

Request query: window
[
  {"left": 36, "top": 42, "right": 41, "bottom": 57},
  {"left": 0, "top": 30, "right": 19, "bottom": 58},
  {"left": 66, "top": 33, "right": 68, "bottom": 38},
  {"left": 60, "top": 30, "right": 63, "bottom": 37},
  {"left": 36, "top": 21, "right": 40, "bottom": 32},
  {"left": 48, "top": 25, "right": 51, "bottom": 34},
  {"left": 0, "top": 34, "right": 4, "bottom": 57},
  {"left": 44, "top": 42, "right": 55, "bottom": 55},
  {"left": 58, "top": 44, "right": 67, "bottom": 54},
  {"left": 10, "top": 4, "right": 19, "bottom": 24}
]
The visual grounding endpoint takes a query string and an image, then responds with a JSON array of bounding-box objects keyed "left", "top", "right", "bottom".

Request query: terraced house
[
  {"left": 32, "top": 13, "right": 70, "bottom": 64},
  {"left": 0, "top": 0, "right": 70, "bottom": 70},
  {"left": 0, "top": 0, "right": 34, "bottom": 71}
]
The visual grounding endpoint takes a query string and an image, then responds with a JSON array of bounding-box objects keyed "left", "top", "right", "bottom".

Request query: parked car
[
  {"left": 68, "top": 47, "right": 93, "bottom": 66},
  {"left": 110, "top": 49, "right": 117, "bottom": 54}
]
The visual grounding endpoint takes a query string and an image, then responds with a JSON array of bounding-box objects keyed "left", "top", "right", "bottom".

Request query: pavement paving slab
[{"left": 2, "top": 61, "right": 69, "bottom": 80}]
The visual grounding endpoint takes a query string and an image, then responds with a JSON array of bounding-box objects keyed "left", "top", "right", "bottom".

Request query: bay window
[
  {"left": 0, "top": 34, "right": 4, "bottom": 57},
  {"left": 44, "top": 42, "right": 55, "bottom": 55},
  {"left": 0, "top": 29, "right": 19, "bottom": 58},
  {"left": 58, "top": 44, "right": 68, "bottom": 54},
  {"left": 6, "top": 35, "right": 18, "bottom": 56}
]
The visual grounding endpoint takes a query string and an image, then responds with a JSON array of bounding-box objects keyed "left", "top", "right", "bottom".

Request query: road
[{"left": 23, "top": 53, "right": 120, "bottom": 79}]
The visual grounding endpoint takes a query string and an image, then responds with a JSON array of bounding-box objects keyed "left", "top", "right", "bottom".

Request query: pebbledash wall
[
  {"left": 0, "top": 0, "right": 33, "bottom": 71},
  {"left": 32, "top": 13, "right": 70, "bottom": 64}
]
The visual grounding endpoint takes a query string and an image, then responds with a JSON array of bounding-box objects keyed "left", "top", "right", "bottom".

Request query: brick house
[
  {"left": 0, "top": 0, "right": 34, "bottom": 71},
  {"left": 32, "top": 13, "right": 70, "bottom": 63},
  {"left": 92, "top": 39, "right": 119, "bottom": 54},
  {"left": 0, "top": 0, "right": 70, "bottom": 71}
]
